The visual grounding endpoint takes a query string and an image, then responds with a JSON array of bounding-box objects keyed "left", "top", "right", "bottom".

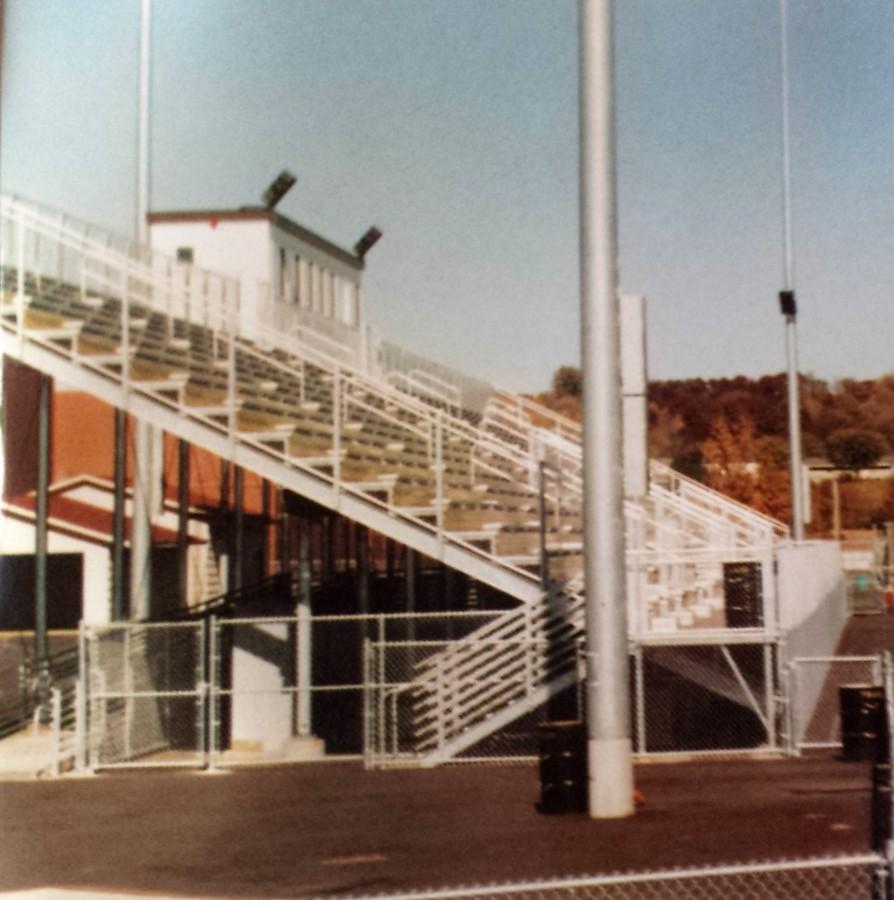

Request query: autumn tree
[
  {"left": 701, "top": 415, "right": 791, "bottom": 521},
  {"left": 552, "top": 366, "right": 582, "bottom": 399},
  {"left": 827, "top": 429, "right": 888, "bottom": 471}
]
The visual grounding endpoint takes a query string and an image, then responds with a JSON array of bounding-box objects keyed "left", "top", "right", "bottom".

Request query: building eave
[{"left": 147, "top": 207, "right": 364, "bottom": 272}]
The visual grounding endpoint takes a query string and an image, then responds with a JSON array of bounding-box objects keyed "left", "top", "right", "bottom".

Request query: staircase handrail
[
  {"left": 649, "top": 460, "right": 790, "bottom": 539},
  {"left": 642, "top": 485, "right": 775, "bottom": 549},
  {"left": 487, "top": 388, "right": 582, "bottom": 444}
]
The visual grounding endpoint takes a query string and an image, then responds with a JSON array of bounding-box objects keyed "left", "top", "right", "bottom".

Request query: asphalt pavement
[{"left": 0, "top": 754, "right": 874, "bottom": 898}]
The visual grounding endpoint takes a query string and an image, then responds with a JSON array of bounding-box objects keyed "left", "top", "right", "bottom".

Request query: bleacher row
[{"left": 0, "top": 267, "right": 588, "bottom": 585}]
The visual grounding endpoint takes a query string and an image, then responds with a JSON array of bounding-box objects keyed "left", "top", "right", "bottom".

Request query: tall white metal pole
[
  {"left": 132, "top": 0, "right": 156, "bottom": 622},
  {"left": 137, "top": 0, "right": 152, "bottom": 246},
  {"left": 779, "top": 0, "right": 805, "bottom": 541},
  {"left": 578, "top": 0, "right": 634, "bottom": 818}
]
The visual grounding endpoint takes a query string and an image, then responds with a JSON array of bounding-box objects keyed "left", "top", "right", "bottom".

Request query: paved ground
[{"left": 0, "top": 753, "right": 876, "bottom": 899}]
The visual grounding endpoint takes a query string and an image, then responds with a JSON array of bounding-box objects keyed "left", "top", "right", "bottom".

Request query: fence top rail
[
  {"left": 83, "top": 620, "right": 204, "bottom": 634},
  {"left": 212, "top": 611, "right": 507, "bottom": 627},
  {"left": 790, "top": 655, "right": 882, "bottom": 665},
  {"left": 370, "top": 639, "right": 560, "bottom": 649},
  {"left": 365, "top": 853, "right": 886, "bottom": 899}
]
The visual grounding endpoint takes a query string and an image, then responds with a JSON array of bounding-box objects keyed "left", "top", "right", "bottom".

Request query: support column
[
  {"left": 321, "top": 516, "right": 332, "bottom": 579},
  {"left": 579, "top": 0, "right": 634, "bottom": 818},
  {"left": 405, "top": 547, "right": 417, "bottom": 654},
  {"left": 112, "top": 407, "right": 127, "bottom": 621},
  {"left": 219, "top": 459, "right": 230, "bottom": 594},
  {"left": 325, "top": 516, "right": 338, "bottom": 574},
  {"left": 177, "top": 438, "right": 189, "bottom": 609},
  {"left": 278, "top": 488, "right": 288, "bottom": 575},
  {"left": 442, "top": 565, "right": 455, "bottom": 640},
  {"left": 130, "top": 417, "right": 153, "bottom": 621},
  {"left": 296, "top": 521, "right": 312, "bottom": 737},
  {"left": 357, "top": 525, "right": 369, "bottom": 617},
  {"left": 385, "top": 537, "right": 396, "bottom": 583},
  {"left": 233, "top": 466, "right": 244, "bottom": 594},
  {"left": 34, "top": 373, "right": 50, "bottom": 710},
  {"left": 261, "top": 478, "right": 270, "bottom": 577}
]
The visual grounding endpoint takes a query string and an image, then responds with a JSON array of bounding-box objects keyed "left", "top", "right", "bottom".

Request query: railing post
[
  {"left": 207, "top": 614, "right": 218, "bottom": 771},
  {"left": 332, "top": 367, "right": 341, "bottom": 485},
  {"left": 121, "top": 253, "right": 131, "bottom": 392},
  {"left": 362, "top": 638, "right": 372, "bottom": 769},
  {"left": 634, "top": 644, "right": 646, "bottom": 755},
  {"left": 435, "top": 654, "right": 445, "bottom": 755},
  {"left": 16, "top": 213, "right": 26, "bottom": 344},
  {"left": 297, "top": 604, "right": 312, "bottom": 738},
  {"left": 227, "top": 321, "right": 237, "bottom": 443},
  {"left": 75, "top": 621, "right": 86, "bottom": 772},
  {"left": 56, "top": 212, "right": 66, "bottom": 282},
  {"left": 435, "top": 413, "right": 444, "bottom": 540},
  {"left": 165, "top": 257, "right": 173, "bottom": 332},
  {"left": 788, "top": 661, "right": 801, "bottom": 757},
  {"left": 376, "top": 629, "right": 386, "bottom": 761},
  {"left": 197, "top": 618, "right": 207, "bottom": 768},
  {"left": 764, "top": 642, "right": 777, "bottom": 750},
  {"left": 50, "top": 688, "right": 62, "bottom": 777},
  {"left": 202, "top": 271, "right": 210, "bottom": 331}
]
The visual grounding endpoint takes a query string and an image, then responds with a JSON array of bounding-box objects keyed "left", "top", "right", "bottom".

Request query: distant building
[{"left": 805, "top": 457, "right": 894, "bottom": 482}]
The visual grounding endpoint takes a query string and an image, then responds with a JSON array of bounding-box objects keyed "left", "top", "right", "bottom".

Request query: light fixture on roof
[
  {"left": 354, "top": 226, "right": 382, "bottom": 260},
  {"left": 262, "top": 170, "right": 297, "bottom": 209}
]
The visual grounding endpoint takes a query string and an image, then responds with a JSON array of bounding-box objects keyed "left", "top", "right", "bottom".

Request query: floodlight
[
  {"left": 779, "top": 290, "right": 797, "bottom": 318},
  {"left": 262, "top": 170, "right": 297, "bottom": 209},
  {"left": 354, "top": 226, "right": 383, "bottom": 260}
]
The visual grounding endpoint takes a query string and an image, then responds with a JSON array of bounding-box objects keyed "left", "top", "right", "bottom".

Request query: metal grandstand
[{"left": 1, "top": 193, "right": 841, "bottom": 769}]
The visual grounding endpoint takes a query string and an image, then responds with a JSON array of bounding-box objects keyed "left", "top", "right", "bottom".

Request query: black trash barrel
[
  {"left": 537, "top": 721, "right": 586, "bottom": 814},
  {"left": 839, "top": 685, "right": 885, "bottom": 762},
  {"left": 723, "top": 562, "right": 764, "bottom": 628}
]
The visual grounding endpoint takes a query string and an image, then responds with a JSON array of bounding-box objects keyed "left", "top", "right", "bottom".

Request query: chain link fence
[
  {"left": 206, "top": 611, "right": 505, "bottom": 764},
  {"left": 83, "top": 621, "right": 207, "bottom": 769},
  {"left": 632, "top": 643, "right": 778, "bottom": 756},
  {"left": 79, "top": 616, "right": 894, "bottom": 769},
  {"left": 356, "top": 855, "right": 888, "bottom": 899},
  {"left": 789, "top": 655, "right": 883, "bottom": 752}
]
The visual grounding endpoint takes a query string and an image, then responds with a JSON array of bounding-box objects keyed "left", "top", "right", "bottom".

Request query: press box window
[{"left": 176, "top": 247, "right": 194, "bottom": 264}]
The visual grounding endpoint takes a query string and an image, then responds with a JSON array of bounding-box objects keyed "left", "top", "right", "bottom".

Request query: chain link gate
[
  {"left": 788, "top": 655, "right": 883, "bottom": 754},
  {"left": 82, "top": 621, "right": 208, "bottom": 770}
]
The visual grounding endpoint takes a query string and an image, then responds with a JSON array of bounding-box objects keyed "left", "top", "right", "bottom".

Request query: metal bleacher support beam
[
  {"left": 177, "top": 437, "right": 189, "bottom": 608},
  {"left": 35, "top": 372, "right": 51, "bottom": 713},
  {"left": 130, "top": 417, "right": 153, "bottom": 620},
  {"left": 112, "top": 408, "right": 127, "bottom": 620}
]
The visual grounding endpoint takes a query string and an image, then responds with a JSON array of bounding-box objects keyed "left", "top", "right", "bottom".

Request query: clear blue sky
[{"left": 2, "top": 0, "right": 891, "bottom": 393}]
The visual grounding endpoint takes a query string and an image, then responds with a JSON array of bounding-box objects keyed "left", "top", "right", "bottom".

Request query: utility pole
[
  {"left": 137, "top": 0, "right": 151, "bottom": 245},
  {"left": 578, "top": 0, "right": 634, "bottom": 818},
  {"left": 779, "top": 0, "right": 805, "bottom": 541}
]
